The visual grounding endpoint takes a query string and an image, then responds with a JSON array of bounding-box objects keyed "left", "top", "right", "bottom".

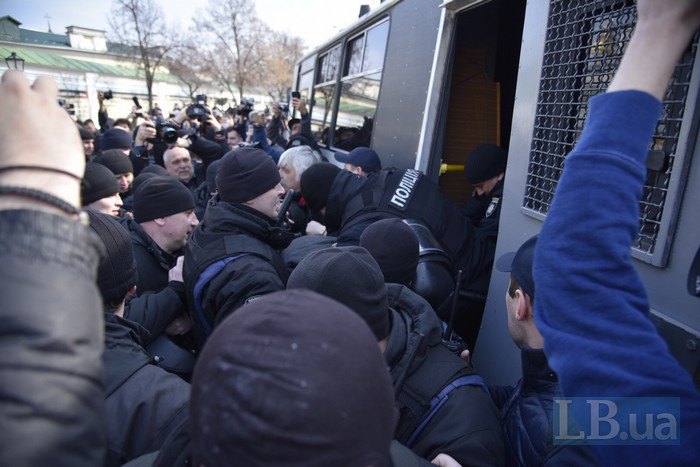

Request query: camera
[
  {"left": 237, "top": 98, "right": 255, "bottom": 118},
  {"left": 161, "top": 126, "right": 179, "bottom": 144},
  {"left": 278, "top": 102, "right": 290, "bottom": 114},
  {"left": 187, "top": 94, "right": 211, "bottom": 122},
  {"left": 103, "top": 90, "right": 113, "bottom": 100},
  {"left": 147, "top": 117, "right": 179, "bottom": 145}
]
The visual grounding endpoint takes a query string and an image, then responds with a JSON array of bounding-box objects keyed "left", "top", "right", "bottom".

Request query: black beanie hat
[
  {"left": 287, "top": 246, "right": 390, "bottom": 340},
  {"left": 206, "top": 159, "right": 222, "bottom": 195},
  {"left": 133, "top": 176, "right": 195, "bottom": 223},
  {"left": 100, "top": 128, "right": 133, "bottom": 151},
  {"left": 191, "top": 289, "right": 396, "bottom": 467},
  {"left": 299, "top": 162, "right": 341, "bottom": 212},
  {"left": 79, "top": 126, "right": 94, "bottom": 141},
  {"left": 360, "top": 218, "right": 419, "bottom": 286},
  {"left": 140, "top": 164, "right": 170, "bottom": 176},
  {"left": 82, "top": 161, "right": 120, "bottom": 205},
  {"left": 130, "top": 172, "right": 157, "bottom": 194},
  {"left": 93, "top": 149, "right": 134, "bottom": 175},
  {"left": 216, "top": 147, "right": 280, "bottom": 203},
  {"left": 87, "top": 211, "right": 137, "bottom": 304},
  {"left": 464, "top": 144, "right": 507, "bottom": 184}
]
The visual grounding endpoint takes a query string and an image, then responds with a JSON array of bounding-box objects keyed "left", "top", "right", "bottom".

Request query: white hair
[
  {"left": 163, "top": 146, "right": 190, "bottom": 166},
  {"left": 278, "top": 145, "right": 322, "bottom": 182}
]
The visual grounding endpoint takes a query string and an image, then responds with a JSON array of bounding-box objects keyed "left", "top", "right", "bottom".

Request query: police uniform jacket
[{"left": 324, "top": 169, "right": 474, "bottom": 263}]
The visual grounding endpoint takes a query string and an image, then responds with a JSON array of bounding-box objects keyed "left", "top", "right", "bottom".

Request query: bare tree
[
  {"left": 167, "top": 39, "right": 209, "bottom": 101},
  {"left": 108, "top": 0, "right": 175, "bottom": 110},
  {"left": 196, "top": 0, "right": 269, "bottom": 101},
  {"left": 262, "top": 32, "right": 305, "bottom": 102}
]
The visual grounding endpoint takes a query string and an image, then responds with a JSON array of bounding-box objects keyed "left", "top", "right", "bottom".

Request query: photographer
[{"left": 266, "top": 101, "right": 291, "bottom": 148}]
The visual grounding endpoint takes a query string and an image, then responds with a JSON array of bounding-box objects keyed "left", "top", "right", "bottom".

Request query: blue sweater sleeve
[{"left": 533, "top": 90, "right": 700, "bottom": 463}]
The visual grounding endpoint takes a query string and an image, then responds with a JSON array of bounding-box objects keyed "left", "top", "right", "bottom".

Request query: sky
[{"left": 0, "top": 0, "right": 382, "bottom": 52}]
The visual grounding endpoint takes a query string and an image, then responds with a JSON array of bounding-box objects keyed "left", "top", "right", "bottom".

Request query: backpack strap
[
  {"left": 395, "top": 343, "right": 488, "bottom": 447},
  {"left": 404, "top": 373, "right": 488, "bottom": 448},
  {"left": 191, "top": 234, "right": 287, "bottom": 337}
]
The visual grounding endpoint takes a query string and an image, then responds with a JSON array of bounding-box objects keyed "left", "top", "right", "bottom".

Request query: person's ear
[
  {"left": 153, "top": 217, "right": 166, "bottom": 226},
  {"left": 515, "top": 289, "right": 529, "bottom": 321},
  {"left": 126, "top": 285, "right": 137, "bottom": 298}
]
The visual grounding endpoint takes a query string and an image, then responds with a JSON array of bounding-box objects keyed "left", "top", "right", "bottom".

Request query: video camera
[
  {"left": 102, "top": 90, "right": 113, "bottom": 100},
  {"left": 147, "top": 116, "right": 179, "bottom": 145},
  {"left": 186, "top": 94, "right": 211, "bottom": 122}
]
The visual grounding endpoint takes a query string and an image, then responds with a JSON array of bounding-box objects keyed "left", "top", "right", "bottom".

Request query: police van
[{"left": 291, "top": 0, "right": 700, "bottom": 385}]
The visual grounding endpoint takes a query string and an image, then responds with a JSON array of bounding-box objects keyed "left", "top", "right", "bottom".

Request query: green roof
[{"left": 0, "top": 44, "right": 179, "bottom": 84}]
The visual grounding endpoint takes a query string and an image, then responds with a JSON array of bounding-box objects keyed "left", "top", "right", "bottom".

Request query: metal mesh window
[{"left": 524, "top": 0, "right": 698, "bottom": 263}]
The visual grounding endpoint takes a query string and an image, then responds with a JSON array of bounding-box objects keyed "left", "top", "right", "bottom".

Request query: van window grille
[{"left": 524, "top": 0, "right": 698, "bottom": 262}]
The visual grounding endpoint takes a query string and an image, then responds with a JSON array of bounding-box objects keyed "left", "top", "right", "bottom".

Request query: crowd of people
[{"left": 0, "top": 0, "right": 699, "bottom": 466}]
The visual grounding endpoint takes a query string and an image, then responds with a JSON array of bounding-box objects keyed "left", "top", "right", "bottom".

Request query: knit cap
[
  {"left": 299, "top": 162, "right": 341, "bottom": 211},
  {"left": 191, "top": 289, "right": 396, "bottom": 467},
  {"left": 206, "top": 159, "right": 222, "bottom": 195},
  {"left": 287, "top": 246, "right": 390, "bottom": 340},
  {"left": 360, "top": 218, "right": 419, "bottom": 286},
  {"left": 82, "top": 161, "right": 120, "bottom": 205},
  {"left": 94, "top": 149, "right": 134, "bottom": 175},
  {"left": 87, "top": 211, "right": 137, "bottom": 303},
  {"left": 464, "top": 144, "right": 507, "bottom": 184},
  {"left": 140, "top": 164, "right": 170, "bottom": 177},
  {"left": 100, "top": 128, "right": 133, "bottom": 151},
  {"left": 133, "top": 176, "right": 195, "bottom": 223},
  {"left": 216, "top": 147, "right": 280, "bottom": 203}
]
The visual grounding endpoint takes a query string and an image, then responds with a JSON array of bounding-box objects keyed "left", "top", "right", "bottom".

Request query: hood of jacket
[
  {"left": 384, "top": 283, "right": 444, "bottom": 381},
  {"left": 198, "top": 197, "right": 294, "bottom": 250},
  {"left": 102, "top": 313, "right": 152, "bottom": 397},
  {"left": 324, "top": 170, "right": 368, "bottom": 233}
]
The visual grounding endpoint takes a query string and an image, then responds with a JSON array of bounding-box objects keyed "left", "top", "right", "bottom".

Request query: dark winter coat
[
  {"left": 122, "top": 217, "right": 178, "bottom": 294},
  {"left": 457, "top": 180, "right": 503, "bottom": 296},
  {"left": 103, "top": 314, "right": 190, "bottom": 467},
  {"left": 123, "top": 282, "right": 188, "bottom": 343},
  {"left": 0, "top": 211, "right": 105, "bottom": 466},
  {"left": 490, "top": 348, "right": 598, "bottom": 467},
  {"left": 184, "top": 199, "right": 292, "bottom": 349},
  {"left": 385, "top": 284, "right": 505, "bottom": 466}
]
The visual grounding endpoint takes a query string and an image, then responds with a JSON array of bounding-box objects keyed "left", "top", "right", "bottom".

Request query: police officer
[{"left": 460, "top": 144, "right": 506, "bottom": 240}]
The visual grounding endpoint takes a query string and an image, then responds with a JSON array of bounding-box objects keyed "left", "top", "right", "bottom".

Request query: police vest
[{"left": 341, "top": 168, "right": 470, "bottom": 259}]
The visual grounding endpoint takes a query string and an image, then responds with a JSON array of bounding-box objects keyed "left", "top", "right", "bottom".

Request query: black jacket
[
  {"left": 490, "top": 349, "right": 597, "bottom": 467},
  {"left": 184, "top": 199, "right": 292, "bottom": 349},
  {"left": 0, "top": 211, "right": 105, "bottom": 466},
  {"left": 103, "top": 314, "right": 190, "bottom": 467},
  {"left": 192, "top": 179, "right": 213, "bottom": 222},
  {"left": 325, "top": 169, "right": 492, "bottom": 281},
  {"left": 123, "top": 282, "right": 188, "bottom": 342},
  {"left": 122, "top": 217, "right": 178, "bottom": 294},
  {"left": 385, "top": 284, "right": 505, "bottom": 466}
]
